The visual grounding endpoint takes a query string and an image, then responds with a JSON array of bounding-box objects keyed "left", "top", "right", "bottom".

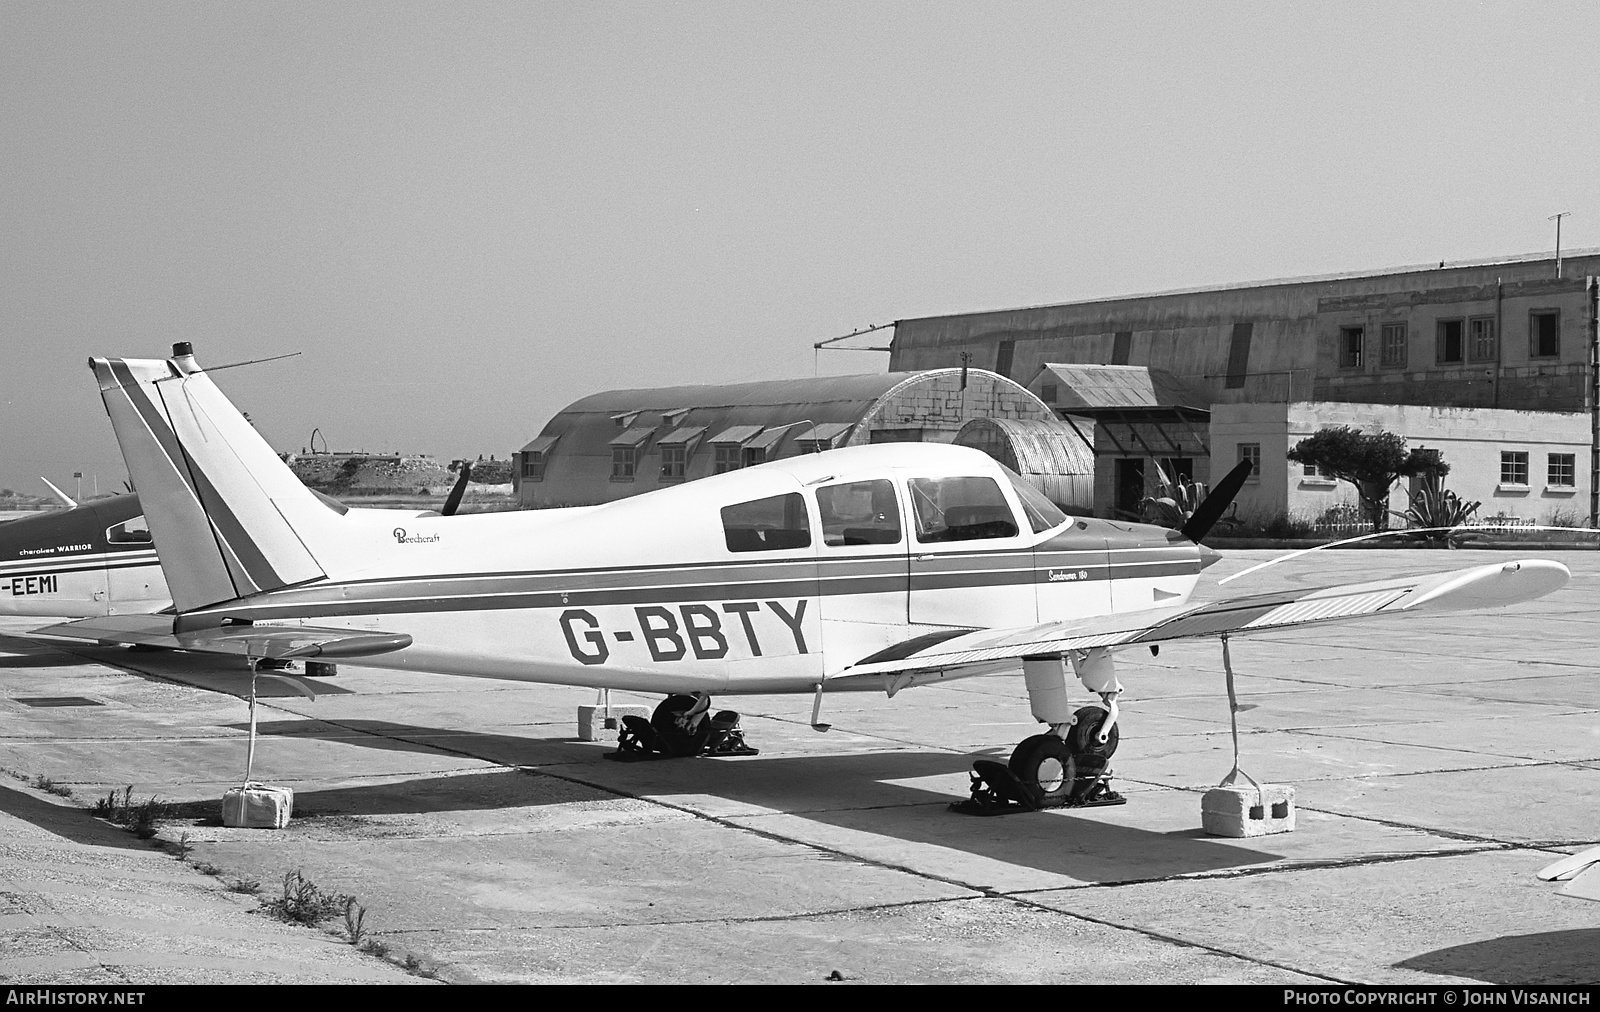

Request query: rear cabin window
[
  {"left": 816, "top": 479, "right": 901, "bottom": 546},
  {"left": 907, "top": 476, "right": 1019, "bottom": 543},
  {"left": 106, "top": 516, "right": 152, "bottom": 543},
  {"left": 721, "top": 493, "right": 811, "bottom": 553}
]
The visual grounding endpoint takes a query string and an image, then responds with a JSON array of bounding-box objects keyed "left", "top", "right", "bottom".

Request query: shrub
[{"left": 1400, "top": 485, "right": 1480, "bottom": 543}]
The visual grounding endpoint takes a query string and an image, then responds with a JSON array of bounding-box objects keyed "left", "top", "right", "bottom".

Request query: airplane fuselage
[
  {"left": 0, "top": 496, "right": 167, "bottom": 618},
  {"left": 172, "top": 444, "right": 1208, "bottom": 694}
]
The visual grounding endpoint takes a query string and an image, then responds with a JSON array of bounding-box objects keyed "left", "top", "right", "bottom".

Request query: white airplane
[{"left": 35, "top": 344, "right": 1572, "bottom": 811}]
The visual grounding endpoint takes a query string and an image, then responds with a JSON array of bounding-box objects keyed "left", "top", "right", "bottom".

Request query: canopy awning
[
  {"left": 709, "top": 424, "right": 764, "bottom": 445},
  {"left": 657, "top": 425, "right": 708, "bottom": 446},
  {"left": 608, "top": 426, "right": 655, "bottom": 448}
]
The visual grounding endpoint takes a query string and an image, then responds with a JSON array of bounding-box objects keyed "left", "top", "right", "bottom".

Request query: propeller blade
[
  {"left": 1180, "top": 460, "right": 1253, "bottom": 542},
  {"left": 441, "top": 462, "right": 472, "bottom": 517}
]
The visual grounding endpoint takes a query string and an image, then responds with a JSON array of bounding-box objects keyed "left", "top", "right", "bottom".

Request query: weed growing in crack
[
  {"left": 261, "top": 869, "right": 353, "bottom": 927},
  {"left": 33, "top": 775, "right": 73, "bottom": 798},
  {"left": 93, "top": 786, "right": 172, "bottom": 839},
  {"left": 343, "top": 897, "right": 367, "bottom": 946}
]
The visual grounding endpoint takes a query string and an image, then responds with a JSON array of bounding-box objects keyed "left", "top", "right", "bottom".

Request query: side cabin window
[
  {"left": 107, "top": 516, "right": 152, "bottom": 543},
  {"left": 907, "top": 476, "right": 1019, "bottom": 543},
  {"left": 721, "top": 493, "right": 811, "bottom": 553},
  {"left": 817, "top": 479, "right": 901, "bottom": 546}
]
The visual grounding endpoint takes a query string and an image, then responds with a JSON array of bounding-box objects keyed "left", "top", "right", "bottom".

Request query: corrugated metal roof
[
  {"left": 708, "top": 424, "right": 764, "bottom": 445},
  {"left": 895, "top": 247, "right": 1600, "bottom": 324},
  {"left": 608, "top": 426, "right": 655, "bottom": 448},
  {"left": 562, "top": 373, "right": 921, "bottom": 415},
  {"left": 1037, "top": 364, "right": 1206, "bottom": 410},
  {"left": 657, "top": 425, "right": 707, "bottom": 446},
  {"left": 1039, "top": 364, "right": 1159, "bottom": 408}
]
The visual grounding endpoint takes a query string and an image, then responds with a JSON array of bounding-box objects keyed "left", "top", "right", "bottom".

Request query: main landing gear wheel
[
  {"left": 952, "top": 706, "right": 1127, "bottom": 816},
  {"left": 1009, "top": 734, "right": 1075, "bottom": 807},
  {"left": 605, "top": 693, "right": 760, "bottom": 762}
]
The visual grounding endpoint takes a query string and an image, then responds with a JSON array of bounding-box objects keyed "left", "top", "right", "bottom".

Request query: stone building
[
  {"left": 891, "top": 249, "right": 1598, "bottom": 413},
  {"left": 890, "top": 250, "right": 1598, "bottom": 522}
]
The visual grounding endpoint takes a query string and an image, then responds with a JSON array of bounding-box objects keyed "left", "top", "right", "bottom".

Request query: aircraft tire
[
  {"left": 650, "top": 693, "right": 714, "bottom": 757},
  {"left": 1064, "top": 705, "right": 1118, "bottom": 758},
  {"left": 1009, "top": 735, "right": 1075, "bottom": 807}
]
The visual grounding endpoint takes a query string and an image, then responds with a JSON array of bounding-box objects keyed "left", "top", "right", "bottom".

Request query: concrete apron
[{"left": 0, "top": 548, "right": 1595, "bottom": 984}]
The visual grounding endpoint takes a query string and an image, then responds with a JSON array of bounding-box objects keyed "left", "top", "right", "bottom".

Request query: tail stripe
[
  {"left": 106, "top": 359, "right": 286, "bottom": 596},
  {"left": 149, "top": 370, "right": 292, "bottom": 593}
]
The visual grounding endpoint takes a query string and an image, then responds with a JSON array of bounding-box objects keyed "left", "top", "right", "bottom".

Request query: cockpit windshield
[{"left": 999, "top": 465, "right": 1069, "bottom": 534}]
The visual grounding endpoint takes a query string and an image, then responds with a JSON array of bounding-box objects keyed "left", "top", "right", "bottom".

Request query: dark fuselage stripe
[{"left": 195, "top": 558, "right": 1201, "bottom": 622}]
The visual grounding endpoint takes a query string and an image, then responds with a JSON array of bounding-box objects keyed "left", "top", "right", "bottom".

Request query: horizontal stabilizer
[
  {"left": 32, "top": 615, "right": 412, "bottom": 661},
  {"left": 1537, "top": 844, "right": 1600, "bottom": 882}
]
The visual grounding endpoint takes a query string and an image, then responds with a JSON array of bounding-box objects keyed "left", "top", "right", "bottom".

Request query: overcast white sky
[{"left": 3, "top": 1, "right": 1597, "bottom": 495}]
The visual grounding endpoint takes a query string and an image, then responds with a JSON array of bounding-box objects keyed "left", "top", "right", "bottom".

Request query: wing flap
[
  {"left": 836, "top": 559, "right": 1568, "bottom": 682},
  {"left": 32, "top": 616, "right": 412, "bottom": 660}
]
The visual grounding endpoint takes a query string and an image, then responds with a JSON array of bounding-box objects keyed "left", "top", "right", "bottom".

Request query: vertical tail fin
[{"left": 90, "top": 346, "right": 331, "bottom": 612}]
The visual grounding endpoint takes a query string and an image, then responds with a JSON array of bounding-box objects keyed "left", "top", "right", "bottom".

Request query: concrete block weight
[
  {"left": 578, "top": 704, "right": 651, "bottom": 741},
  {"left": 1201, "top": 784, "right": 1295, "bottom": 838},
  {"left": 221, "top": 784, "right": 294, "bottom": 829}
]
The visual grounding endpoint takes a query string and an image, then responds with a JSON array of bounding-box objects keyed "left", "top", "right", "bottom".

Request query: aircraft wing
[
  {"left": 31, "top": 615, "right": 412, "bottom": 660},
  {"left": 833, "top": 559, "right": 1568, "bottom": 687}
]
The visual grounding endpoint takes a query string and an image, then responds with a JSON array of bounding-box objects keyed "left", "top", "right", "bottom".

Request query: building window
[
  {"left": 1469, "top": 316, "right": 1497, "bottom": 362},
  {"left": 1548, "top": 453, "right": 1576, "bottom": 488},
  {"left": 1041, "top": 383, "right": 1058, "bottom": 403},
  {"left": 611, "top": 447, "right": 637, "bottom": 482},
  {"left": 1531, "top": 310, "right": 1560, "bottom": 358},
  {"left": 742, "top": 446, "right": 765, "bottom": 468},
  {"left": 521, "top": 453, "right": 546, "bottom": 482},
  {"left": 1380, "top": 323, "right": 1407, "bottom": 368},
  {"left": 1237, "top": 443, "right": 1260, "bottom": 483},
  {"left": 1338, "top": 326, "right": 1364, "bottom": 369},
  {"left": 1500, "top": 451, "right": 1529, "bottom": 486},
  {"left": 1437, "top": 319, "right": 1464, "bottom": 364},
  {"left": 1302, "top": 461, "right": 1322, "bottom": 479},
  {"left": 714, "top": 444, "right": 741, "bottom": 474},
  {"left": 660, "top": 445, "right": 687, "bottom": 482}
]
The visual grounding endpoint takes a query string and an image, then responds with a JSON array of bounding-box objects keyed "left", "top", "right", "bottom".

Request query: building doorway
[{"left": 1114, "top": 458, "right": 1145, "bottom": 518}]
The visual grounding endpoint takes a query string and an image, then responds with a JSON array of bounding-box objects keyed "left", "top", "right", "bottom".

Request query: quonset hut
[{"left": 514, "top": 369, "right": 1092, "bottom": 510}]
